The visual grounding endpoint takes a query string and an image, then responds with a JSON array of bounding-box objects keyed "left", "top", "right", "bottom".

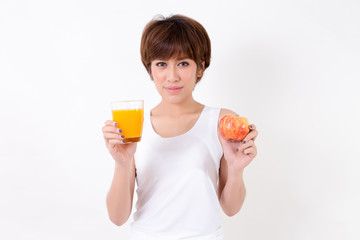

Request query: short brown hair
[{"left": 140, "top": 14, "right": 211, "bottom": 83}]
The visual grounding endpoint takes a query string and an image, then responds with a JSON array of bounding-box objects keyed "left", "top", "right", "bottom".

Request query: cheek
[
  {"left": 187, "top": 71, "right": 198, "bottom": 84},
  {"left": 151, "top": 69, "right": 164, "bottom": 81},
  {"left": 152, "top": 79, "right": 164, "bottom": 93},
  {"left": 182, "top": 68, "right": 197, "bottom": 80}
]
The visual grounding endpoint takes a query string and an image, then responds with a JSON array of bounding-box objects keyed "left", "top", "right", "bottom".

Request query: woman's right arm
[{"left": 102, "top": 120, "right": 137, "bottom": 226}]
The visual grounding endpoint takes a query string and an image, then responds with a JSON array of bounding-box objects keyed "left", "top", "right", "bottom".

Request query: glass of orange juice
[{"left": 111, "top": 100, "right": 144, "bottom": 143}]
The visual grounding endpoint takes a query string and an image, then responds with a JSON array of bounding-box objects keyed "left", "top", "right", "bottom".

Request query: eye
[
  {"left": 178, "top": 61, "right": 189, "bottom": 67},
  {"left": 155, "top": 62, "right": 166, "bottom": 67}
]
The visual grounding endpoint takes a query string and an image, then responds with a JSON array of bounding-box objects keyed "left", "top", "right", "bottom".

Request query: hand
[
  {"left": 219, "top": 124, "right": 258, "bottom": 172},
  {"left": 102, "top": 120, "right": 137, "bottom": 167}
]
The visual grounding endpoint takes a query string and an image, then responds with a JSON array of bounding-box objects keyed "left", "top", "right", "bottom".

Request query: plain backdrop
[{"left": 1, "top": 0, "right": 359, "bottom": 239}]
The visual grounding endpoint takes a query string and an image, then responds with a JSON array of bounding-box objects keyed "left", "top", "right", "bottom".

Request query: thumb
[{"left": 219, "top": 134, "right": 238, "bottom": 155}]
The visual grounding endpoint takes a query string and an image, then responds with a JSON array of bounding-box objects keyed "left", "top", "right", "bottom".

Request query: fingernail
[
  {"left": 118, "top": 129, "right": 122, "bottom": 133},
  {"left": 114, "top": 122, "right": 118, "bottom": 127},
  {"left": 242, "top": 140, "right": 246, "bottom": 144},
  {"left": 236, "top": 148, "right": 239, "bottom": 152},
  {"left": 122, "top": 140, "right": 126, "bottom": 143},
  {"left": 121, "top": 135, "right": 125, "bottom": 138},
  {"left": 249, "top": 125, "right": 253, "bottom": 129}
]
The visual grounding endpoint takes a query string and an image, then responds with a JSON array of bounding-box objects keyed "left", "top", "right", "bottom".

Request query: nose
[{"left": 167, "top": 65, "right": 179, "bottom": 82}]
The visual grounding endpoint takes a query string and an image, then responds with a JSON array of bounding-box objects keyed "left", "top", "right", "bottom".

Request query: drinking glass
[{"left": 111, "top": 100, "right": 144, "bottom": 143}]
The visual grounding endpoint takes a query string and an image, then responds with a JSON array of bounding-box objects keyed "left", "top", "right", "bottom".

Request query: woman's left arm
[{"left": 217, "top": 110, "right": 258, "bottom": 216}]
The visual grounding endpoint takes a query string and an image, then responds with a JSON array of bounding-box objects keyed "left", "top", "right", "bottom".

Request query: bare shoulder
[{"left": 219, "top": 108, "right": 238, "bottom": 120}]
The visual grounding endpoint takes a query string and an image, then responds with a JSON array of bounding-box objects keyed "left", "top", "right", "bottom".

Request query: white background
[{"left": 1, "top": 0, "right": 359, "bottom": 239}]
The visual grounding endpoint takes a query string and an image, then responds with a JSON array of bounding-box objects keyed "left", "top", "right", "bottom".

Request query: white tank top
[{"left": 131, "top": 106, "right": 224, "bottom": 240}]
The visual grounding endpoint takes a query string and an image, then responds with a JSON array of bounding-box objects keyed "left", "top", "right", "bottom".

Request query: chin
[{"left": 162, "top": 95, "right": 186, "bottom": 104}]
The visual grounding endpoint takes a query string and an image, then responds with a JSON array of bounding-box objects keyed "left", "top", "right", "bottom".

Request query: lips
[{"left": 165, "top": 86, "right": 183, "bottom": 94}]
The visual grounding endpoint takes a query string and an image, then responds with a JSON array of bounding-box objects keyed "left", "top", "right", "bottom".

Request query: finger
[
  {"left": 243, "top": 147, "right": 257, "bottom": 157},
  {"left": 103, "top": 133, "right": 125, "bottom": 140},
  {"left": 105, "top": 120, "right": 118, "bottom": 127},
  {"left": 243, "top": 130, "right": 258, "bottom": 143},
  {"left": 249, "top": 124, "right": 258, "bottom": 141},
  {"left": 238, "top": 140, "right": 255, "bottom": 151},
  {"left": 109, "top": 139, "right": 126, "bottom": 146},
  {"left": 102, "top": 125, "right": 123, "bottom": 134}
]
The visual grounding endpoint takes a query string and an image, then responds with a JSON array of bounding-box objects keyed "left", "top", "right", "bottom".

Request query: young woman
[{"left": 102, "top": 14, "right": 258, "bottom": 240}]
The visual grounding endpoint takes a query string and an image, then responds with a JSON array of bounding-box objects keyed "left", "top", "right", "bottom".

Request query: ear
[{"left": 197, "top": 60, "right": 205, "bottom": 78}]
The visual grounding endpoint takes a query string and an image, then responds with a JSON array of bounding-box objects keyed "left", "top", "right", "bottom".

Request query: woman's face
[{"left": 150, "top": 57, "right": 203, "bottom": 104}]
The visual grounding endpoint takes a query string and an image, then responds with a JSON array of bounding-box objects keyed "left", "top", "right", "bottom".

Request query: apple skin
[{"left": 219, "top": 115, "right": 250, "bottom": 141}]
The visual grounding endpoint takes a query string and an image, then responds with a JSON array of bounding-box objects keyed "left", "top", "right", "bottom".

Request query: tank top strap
[
  {"left": 191, "top": 106, "right": 223, "bottom": 170},
  {"left": 195, "top": 106, "right": 221, "bottom": 129}
]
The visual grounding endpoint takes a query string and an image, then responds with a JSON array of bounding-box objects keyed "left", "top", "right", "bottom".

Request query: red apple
[{"left": 219, "top": 115, "right": 250, "bottom": 141}]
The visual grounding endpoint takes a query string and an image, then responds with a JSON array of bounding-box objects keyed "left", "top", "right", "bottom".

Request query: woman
[{"left": 102, "top": 14, "right": 258, "bottom": 240}]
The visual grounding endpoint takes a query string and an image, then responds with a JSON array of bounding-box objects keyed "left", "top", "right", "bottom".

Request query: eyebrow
[{"left": 153, "top": 56, "right": 190, "bottom": 61}]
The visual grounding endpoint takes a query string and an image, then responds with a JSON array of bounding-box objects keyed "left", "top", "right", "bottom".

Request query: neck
[{"left": 155, "top": 97, "right": 202, "bottom": 116}]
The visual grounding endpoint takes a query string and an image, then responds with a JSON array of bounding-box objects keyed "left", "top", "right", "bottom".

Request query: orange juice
[{"left": 112, "top": 108, "right": 144, "bottom": 143}]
